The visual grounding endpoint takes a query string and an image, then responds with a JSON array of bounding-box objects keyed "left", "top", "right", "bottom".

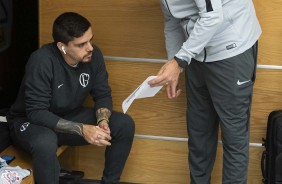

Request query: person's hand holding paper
[{"left": 122, "top": 76, "right": 163, "bottom": 113}]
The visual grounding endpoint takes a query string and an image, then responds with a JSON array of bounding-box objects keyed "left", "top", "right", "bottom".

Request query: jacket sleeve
[
  {"left": 25, "top": 52, "right": 60, "bottom": 129},
  {"left": 89, "top": 47, "right": 113, "bottom": 112},
  {"left": 160, "top": 1, "right": 185, "bottom": 60},
  {"left": 164, "top": 0, "right": 224, "bottom": 64}
]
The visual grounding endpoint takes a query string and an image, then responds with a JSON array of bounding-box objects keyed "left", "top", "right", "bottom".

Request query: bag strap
[{"left": 261, "top": 149, "right": 267, "bottom": 183}]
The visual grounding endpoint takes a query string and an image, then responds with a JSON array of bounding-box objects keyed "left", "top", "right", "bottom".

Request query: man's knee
[
  {"left": 124, "top": 114, "right": 135, "bottom": 136},
  {"left": 121, "top": 113, "right": 135, "bottom": 128},
  {"left": 119, "top": 113, "right": 135, "bottom": 136},
  {"left": 111, "top": 112, "right": 135, "bottom": 137}
]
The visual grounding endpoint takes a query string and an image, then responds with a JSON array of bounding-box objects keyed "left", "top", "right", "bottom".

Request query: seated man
[{"left": 6, "top": 12, "right": 135, "bottom": 184}]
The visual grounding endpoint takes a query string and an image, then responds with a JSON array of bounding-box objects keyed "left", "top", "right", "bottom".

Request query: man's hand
[
  {"left": 148, "top": 58, "right": 182, "bottom": 99},
  {"left": 82, "top": 124, "right": 112, "bottom": 146},
  {"left": 98, "top": 120, "right": 111, "bottom": 135}
]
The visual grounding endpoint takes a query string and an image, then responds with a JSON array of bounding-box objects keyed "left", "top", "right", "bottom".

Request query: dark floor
[
  {"left": 76, "top": 179, "right": 141, "bottom": 184},
  {"left": 59, "top": 169, "right": 141, "bottom": 184},
  {"left": 59, "top": 178, "right": 141, "bottom": 184}
]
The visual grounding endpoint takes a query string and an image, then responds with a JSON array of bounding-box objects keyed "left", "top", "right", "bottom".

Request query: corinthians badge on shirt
[{"left": 79, "top": 73, "right": 90, "bottom": 88}]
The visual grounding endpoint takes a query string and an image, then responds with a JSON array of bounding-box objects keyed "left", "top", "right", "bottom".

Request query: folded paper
[{"left": 122, "top": 76, "right": 163, "bottom": 113}]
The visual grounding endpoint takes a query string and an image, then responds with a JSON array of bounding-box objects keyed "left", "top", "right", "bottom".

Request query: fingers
[
  {"left": 149, "top": 59, "right": 181, "bottom": 87},
  {"left": 175, "top": 89, "right": 181, "bottom": 98},
  {"left": 97, "top": 139, "right": 111, "bottom": 146},
  {"left": 92, "top": 133, "right": 111, "bottom": 146},
  {"left": 94, "top": 138, "right": 111, "bottom": 146},
  {"left": 95, "top": 127, "right": 111, "bottom": 146},
  {"left": 84, "top": 126, "right": 112, "bottom": 146},
  {"left": 148, "top": 64, "right": 168, "bottom": 87},
  {"left": 148, "top": 75, "right": 167, "bottom": 87},
  {"left": 98, "top": 122, "right": 111, "bottom": 134},
  {"left": 166, "top": 82, "right": 181, "bottom": 99},
  {"left": 97, "top": 133, "right": 111, "bottom": 141},
  {"left": 166, "top": 85, "right": 172, "bottom": 99}
]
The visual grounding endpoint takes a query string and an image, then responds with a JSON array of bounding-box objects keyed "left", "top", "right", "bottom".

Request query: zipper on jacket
[
  {"left": 185, "top": 24, "right": 190, "bottom": 38},
  {"left": 203, "top": 48, "right": 207, "bottom": 62},
  {"left": 164, "top": 0, "right": 173, "bottom": 16}
]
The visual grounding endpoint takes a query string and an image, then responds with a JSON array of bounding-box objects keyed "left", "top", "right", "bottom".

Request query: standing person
[
  {"left": 149, "top": 0, "right": 261, "bottom": 183},
  {"left": 6, "top": 12, "right": 135, "bottom": 184}
]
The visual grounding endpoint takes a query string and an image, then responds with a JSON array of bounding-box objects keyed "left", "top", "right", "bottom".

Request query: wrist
[
  {"left": 174, "top": 56, "right": 187, "bottom": 70},
  {"left": 79, "top": 123, "right": 85, "bottom": 137},
  {"left": 97, "top": 118, "right": 109, "bottom": 126}
]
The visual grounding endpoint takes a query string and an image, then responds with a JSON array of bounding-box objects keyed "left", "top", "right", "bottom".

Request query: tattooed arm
[
  {"left": 55, "top": 118, "right": 111, "bottom": 146},
  {"left": 55, "top": 119, "right": 84, "bottom": 136},
  {"left": 53, "top": 108, "right": 111, "bottom": 143},
  {"left": 96, "top": 108, "right": 111, "bottom": 125},
  {"left": 54, "top": 107, "right": 111, "bottom": 136},
  {"left": 96, "top": 108, "right": 111, "bottom": 136}
]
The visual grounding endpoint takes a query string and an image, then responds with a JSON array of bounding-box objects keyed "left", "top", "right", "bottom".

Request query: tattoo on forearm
[
  {"left": 55, "top": 118, "right": 84, "bottom": 137},
  {"left": 96, "top": 108, "right": 111, "bottom": 124}
]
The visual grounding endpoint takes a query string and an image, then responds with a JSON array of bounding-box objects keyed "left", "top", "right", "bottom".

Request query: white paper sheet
[{"left": 122, "top": 76, "right": 163, "bottom": 113}]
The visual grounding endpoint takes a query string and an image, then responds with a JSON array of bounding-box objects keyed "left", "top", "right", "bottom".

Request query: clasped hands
[{"left": 82, "top": 121, "right": 112, "bottom": 146}]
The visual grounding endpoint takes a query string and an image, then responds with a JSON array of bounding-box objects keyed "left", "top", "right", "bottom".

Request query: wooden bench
[{"left": 0, "top": 116, "right": 68, "bottom": 184}]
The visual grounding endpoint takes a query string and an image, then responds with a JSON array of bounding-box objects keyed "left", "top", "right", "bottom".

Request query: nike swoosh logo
[
  {"left": 237, "top": 80, "right": 251, "bottom": 85},
  {"left": 58, "top": 84, "right": 64, "bottom": 88}
]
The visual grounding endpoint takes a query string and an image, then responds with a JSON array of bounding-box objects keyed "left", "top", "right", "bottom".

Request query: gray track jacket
[{"left": 160, "top": 0, "right": 262, "bottom": 64}]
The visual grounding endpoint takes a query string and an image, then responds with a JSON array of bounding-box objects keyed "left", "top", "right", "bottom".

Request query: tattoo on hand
[{"left": 55, "top": 118, "right": 84, "bottom": 137}]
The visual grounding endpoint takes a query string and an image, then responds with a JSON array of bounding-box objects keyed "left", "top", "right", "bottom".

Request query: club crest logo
[
  {"left": 20, "top": 122, "right": 30, "bottom": 132},
  {"left": 79, "top": 73, "right": 90, "bottom": 88}
]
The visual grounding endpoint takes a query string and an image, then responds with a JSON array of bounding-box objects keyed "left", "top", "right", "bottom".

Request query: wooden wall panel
[
  {"left": 253, "top": 0, "right": 282, "bottom": 66},
  {"left": 60, "top": 139, "right": 264, "bottom": 184},
  {"left": 84, "top": 61, "right": 282, "bottom": 143},
  {"left": 40, "top": 0, "right": 282, "bottom": 65},
  {"left": 83, "top": 60, "right": 188, "bottom": 138},
  {"left": 39, "top": 0, "right": 282, "bottom": 183},
  {"left": 39, "top": 0, "right": 166, "bottom": 59}
]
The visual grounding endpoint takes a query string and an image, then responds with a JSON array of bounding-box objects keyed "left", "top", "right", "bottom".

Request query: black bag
[{"left": 261, "top": 110, "right": 282, "bottom": 184}]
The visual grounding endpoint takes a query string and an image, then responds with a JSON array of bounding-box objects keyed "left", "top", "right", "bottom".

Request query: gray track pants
[{"left": 186, "top": 42, "right": 258, "bottom": 184}]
